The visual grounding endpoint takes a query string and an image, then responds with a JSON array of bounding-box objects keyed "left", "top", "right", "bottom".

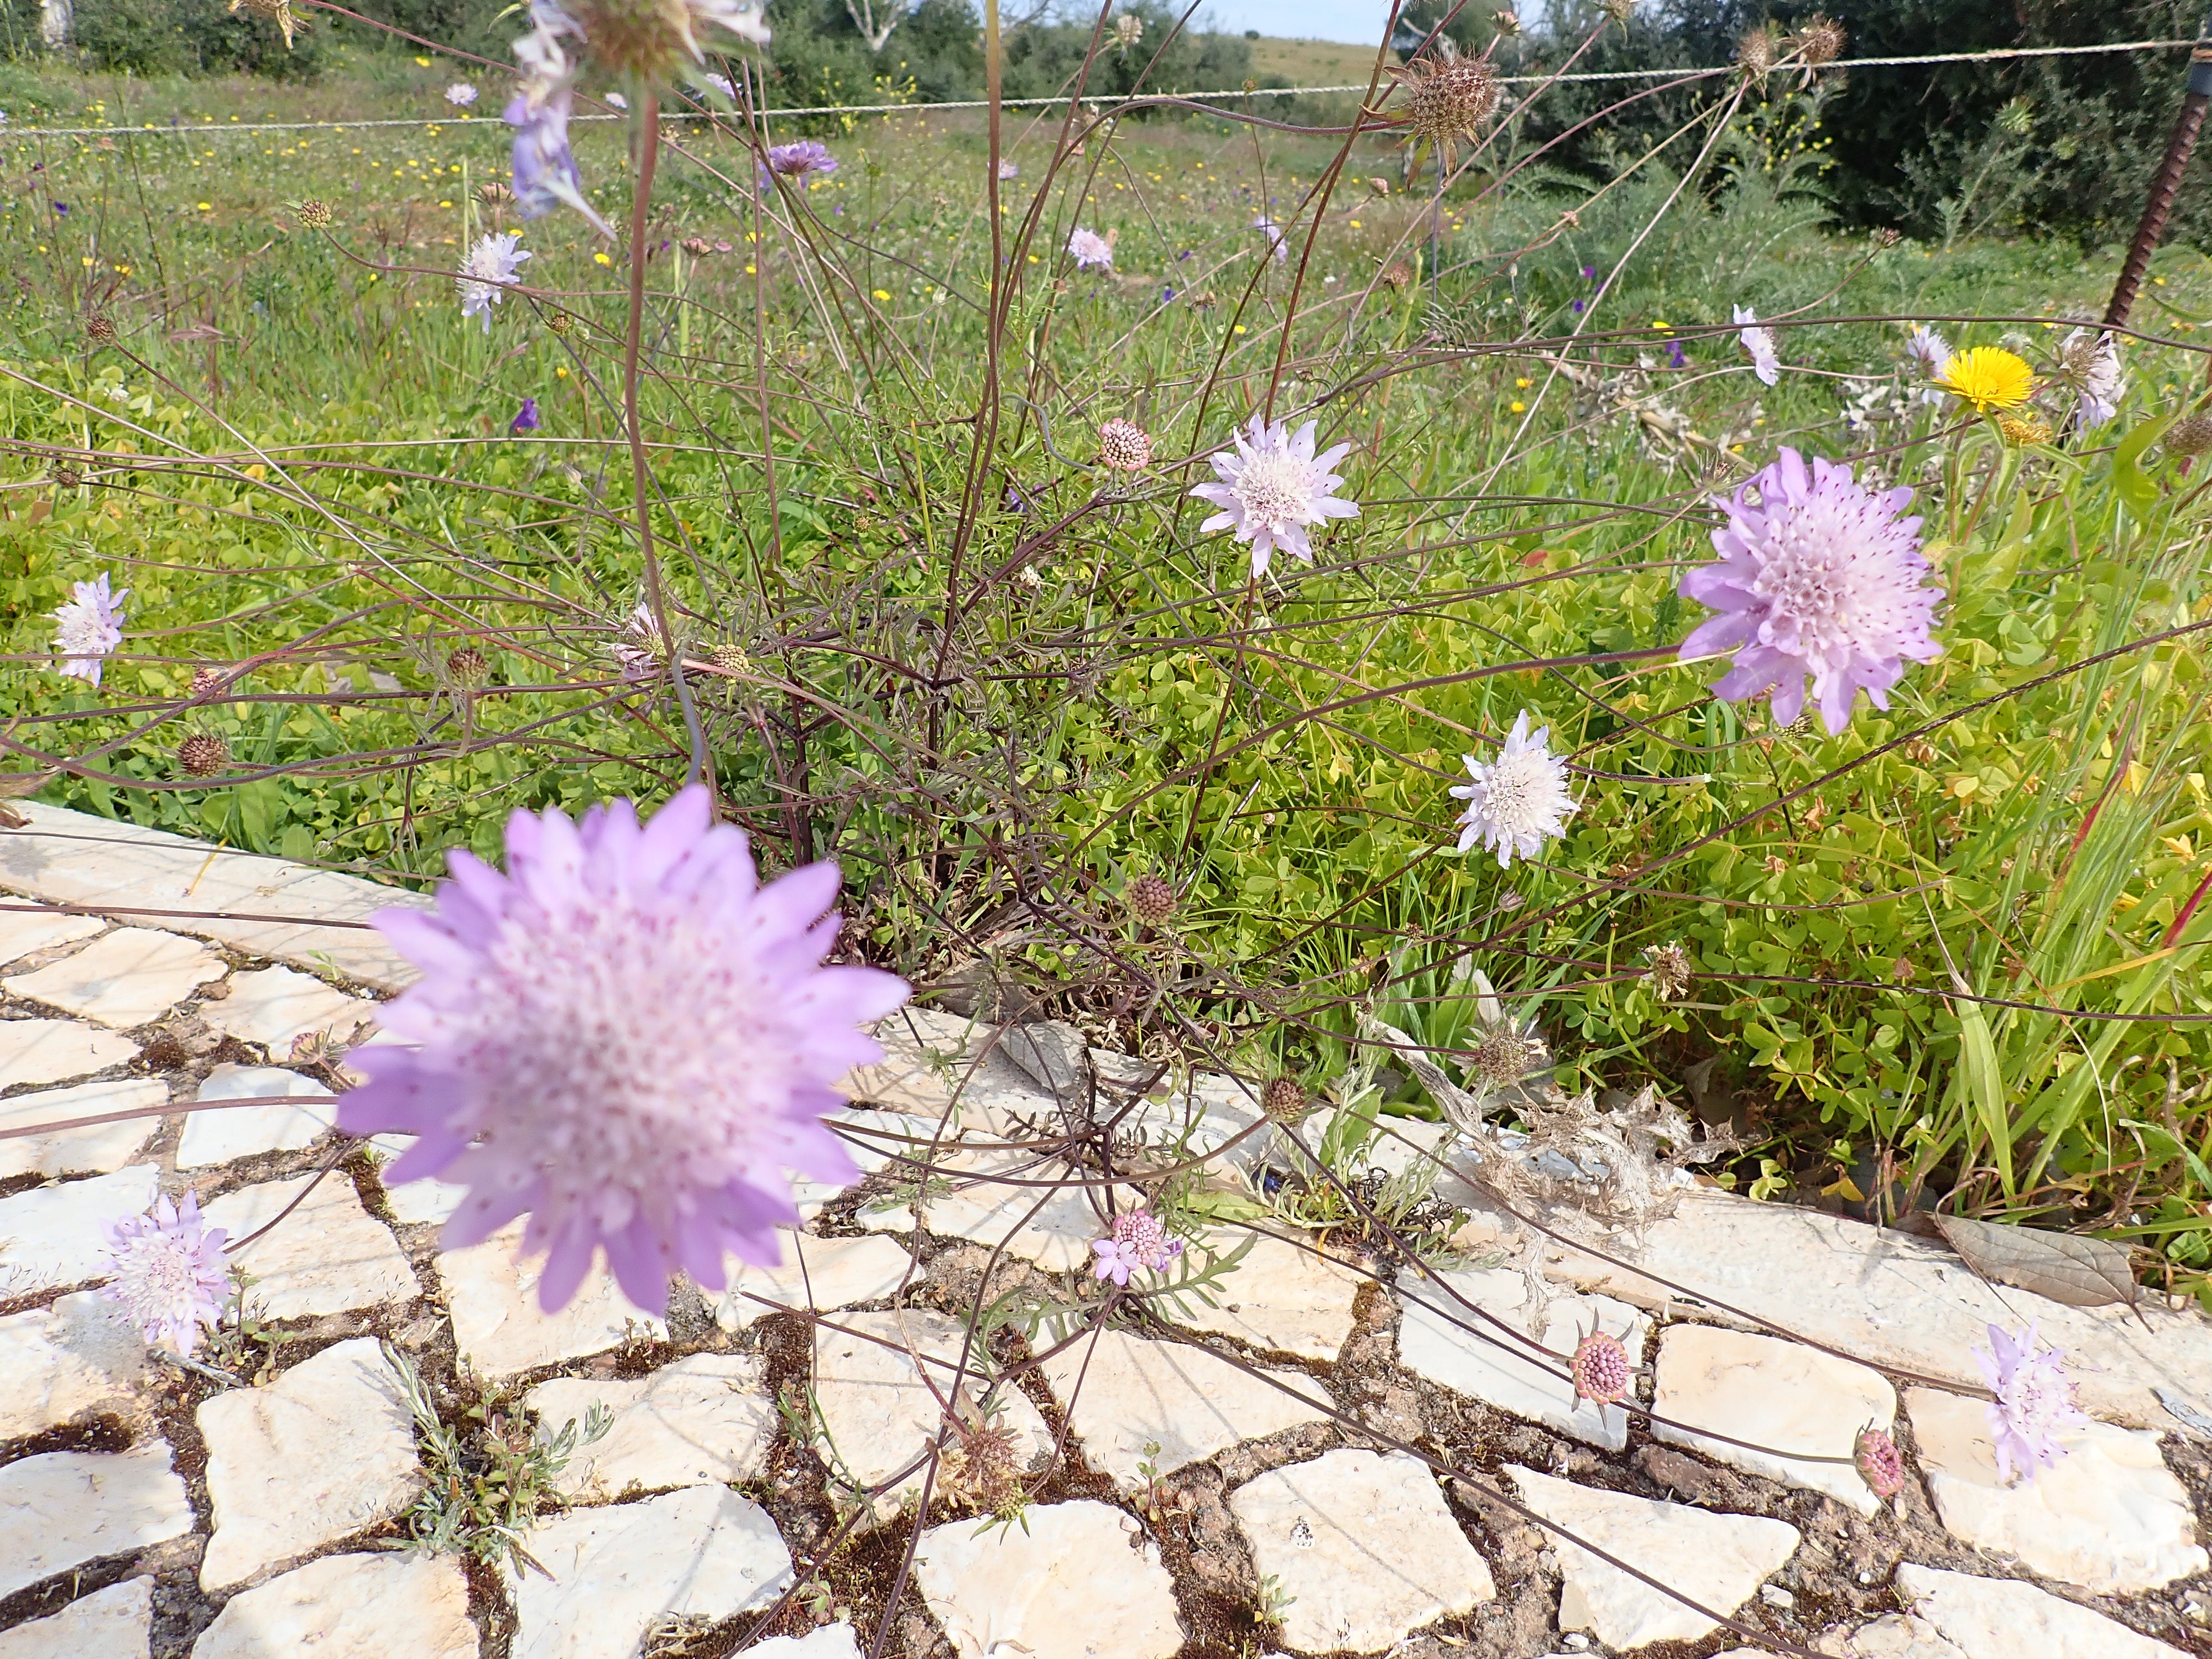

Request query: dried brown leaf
[{"left": 1931, "top": 1213, "right": 2139, "bottom": 1311}]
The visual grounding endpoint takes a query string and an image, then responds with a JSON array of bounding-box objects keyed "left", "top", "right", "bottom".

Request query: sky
[{"left": 1195, "top": 2, "right": 1396, "bottom": 46}]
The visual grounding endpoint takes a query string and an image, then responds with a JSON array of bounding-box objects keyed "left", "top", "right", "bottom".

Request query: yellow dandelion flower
[{"left": 1935, "top": 346, "right": 2034, "bottom": 413}]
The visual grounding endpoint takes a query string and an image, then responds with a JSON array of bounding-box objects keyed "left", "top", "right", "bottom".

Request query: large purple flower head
[
  {"left": 1973, "top": 1321, "right": 2088, "bottom": 1484},
  {"left": 1677, "top": 447, "right": 1941, "bottom": 734},
  {"left": 1189, "top": 413, "right": 1360, "bottom": 579},
  {"left": 337, "top": 785, "right": 909, "bottom": 1315},
  {"left": 51, "top": 572, "right": 127, "bottom": 687},
  {"left": 760, "top": 139, "right": 837, "bottom": 189},
  {"left": 99, "top": 1191, "right": 229, "bottom": 1353}
]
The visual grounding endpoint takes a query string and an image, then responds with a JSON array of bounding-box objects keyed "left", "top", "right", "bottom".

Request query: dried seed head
[
  {"left": 709, "top": 640, "right": 753, "bottom": 675},
  {"left": 178, "top": 732, "right": 229, "bottom": 777},
  {"left": 228, "top": 0, "right": 305, "bottom": 47},
  {"left": 1098, "top": 418, "right": 1154, "bottom": 472},
  {"left": 1599, "top": 0, "right": 1632, "bottom": 22},
  {"left": 1125, "top": 873, "right": 1177, "bottom": 925},
  {"left": 51, "top": 463, "right": 83, "bottom": 491},
  {"left": 1890, "top": 955, "right": 1917, "bottom": 984},
  {"left": 1469, "top": 1027, "right": 1546, "bottom": 1095},
  {"left": 1737, "top": 23, "right": 1777, "bottom": 78},
  {"left": 1260, "top": 1074, "right": 1308, "bottom": 1123},
  {"left": 1569, "top": 1326, "right": 1633, "bottom": 1406},
  {"left": 1855, "top": 1425, "right": 1906, "bottom": 1499},
  {"left": 189, "top": 665, "right": 227, "bottom": 698},
  {"left": 2167, "top": 411, "right": 2212, "bottom": 456},
  {"left": 1643, "top": 941, "right": 1693, "bottom": 1001},
  {"left": 477, "top": 181, "right": 515, "bottom": 206},
  {"left": 1380, "top": 260, "right": 1415, "bottom": 292},
  {"left": 1791, "top": 14, "right": 1845, "bottom": 66},
  {"left": 446, "top": 646, "right": 492, "bottom": 686},
  {"left": 546, "top": 310, "right": 578, "bottom": 336},
  {"left": 1390, "top": 38, "right": 1500, "bottom": 164},
  {"left": 292, "top": 198, "right": 333, "bottom": 230},
  {"left": 86, "top": 315, "right": 117, "bottom": 345},
  {"left": 941, "top": 1414, "right": 1027, "bottom": 1514}
]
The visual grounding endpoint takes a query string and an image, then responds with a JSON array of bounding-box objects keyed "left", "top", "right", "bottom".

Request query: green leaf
[
  {"left": 1954, "top": 1003, "right": 2013, "bottom": 1194},
  {"left": 2112, "top": 411, "right": 2177, "bottom": 513}
]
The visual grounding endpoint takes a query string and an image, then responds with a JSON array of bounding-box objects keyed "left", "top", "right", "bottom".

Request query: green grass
[{"left": 4, "top": 51, "right": 2212, "bottom": 1288}]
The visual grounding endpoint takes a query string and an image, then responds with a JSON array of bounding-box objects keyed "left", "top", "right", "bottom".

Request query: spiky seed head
[
  {"left": 1469, "top": 1027, "right": 1545, "bottom": 1094},
  {"left": 446, "top": 646, "right": 492, "bottom": 686},
  {"left": 1737, "top": 23, "right": 1778, "bottom": 77},
  {"left": 189, "top": 665, "right": 226, "bottom": 698},
  {"left": 293, "top": 198, "right": 333, "bottom": 229},
  {"left": 52, "top": 463, "right": 83, "bottom": 490},
  {"left": 478, "top": 181, "right": 515, "bottom": 206},
  {"left": 178, "top": 732, "right": 229, "bottom": 777},
  {"left": 709, "top": 640, "right": 753, "bottom": 675},
  {"left": 1125, "top": 873, "right": 1177, "bottom": 925},
  {"left": 1569, "top": 1327, "right": 1633, "bottom": 1406},
  {"left": 1390, "top": 38, "right": 1500, "bottom": 164},
  {"left": 1260, "top": 1074, "right": 1307, "bottom": 1123},
  {"left": 1098, "top": 418, "right": 1154, "bottom": 472},
  {"left": 1644, "top": 941, "right": 1693, "bottom": 1001},
  {"left": 86, "top": 315, "right": 117, "bottom": 345},
  {"left": 941, "top": 1415, "right": 1027, "bottom": 1515},
  {"left": 2166, "top": 411, "right": 2212, "bottom": 456},
  {"left": 1599, "top": 0, "right": 1632, "bottom": 22},
  {"left": 1380, "top": 260, "right": 1413, "bottom": 292},
  {"left": 228, "top": 0, "right": 305, "bottom": 47},
  {"left": 1791, "top": 13, "right": 1845, "bottom": 66},
  {"left": 1855, "top": 1425, "right": 1906, "bottom": 1499},
  {"left": 546, "top": 310, "right": 578, "bottom": 336}
]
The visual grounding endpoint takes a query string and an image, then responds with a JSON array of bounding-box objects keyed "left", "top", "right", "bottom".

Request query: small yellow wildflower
[
  {"left": 593, "top": 251, "right": 612, "bottom": 266},
  {"left": 1510, "top": 400, "right": 1526, "bottom": 413},
  {"left": 1934, "top": 346, "right": 2034, "bottom": 413},
  {"left": 1515, "top": 377, "right": 1531, "bottom": 388},
  {"left": 873, "top": 288, "right": 891, "bottom": 300}
]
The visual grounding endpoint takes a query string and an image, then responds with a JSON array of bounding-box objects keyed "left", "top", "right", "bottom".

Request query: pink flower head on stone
[
  {"left": 1568, "top": 1323, "right": 1632, "bottom": 1406},
  {"left": 1067, "top": 226, "right": 1114, "bottom": 270},
  {"left": 1734, "top": 303, "right": 1780, "bottom": 385},
  {"left": 1188, "top": 413, "right": 1360, "bottom": 580},
  {"left": 1973, "top": 1321, "right": 2088, "bottom": 1485},
  {"left": 1091, "top": 1206, "right": 1183, "bottom": 1286},
  {"left": 98, "top": 1191, "right": 229, "bottom": 1353},
  {"left": 1854, "top": 1423, "right": 1905, "bottom": 1499},
  {"left": 51, "top": 571, "right": 126, "bottom": 686},
  {"left": 1677, "top": 446, "right": 1942, "bottom": 735},
  {"left": 336, "top": 784, "right": 910, "bottom": 1316}
]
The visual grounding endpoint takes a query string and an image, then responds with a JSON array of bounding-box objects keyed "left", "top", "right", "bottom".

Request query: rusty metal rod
[{"left": 2107, "top": 11, "right": 2212, "bottom": 330}]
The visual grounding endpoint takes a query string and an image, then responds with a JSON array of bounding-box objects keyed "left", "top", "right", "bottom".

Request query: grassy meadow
[{"left": 4, "top": 44, "right": 2212, "bottom": 1292}]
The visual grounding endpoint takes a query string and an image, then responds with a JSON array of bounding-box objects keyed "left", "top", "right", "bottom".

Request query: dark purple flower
[
  {"left": 1571, "top": 299, "right": 1585, "bottom": 314},
  {"left": 511, "top": 397, "right": 541, "bottom": 434},
  {"left": 1161, "top": 285, "right": 1176, "bottom": 304},
  {"left": 336, "top": 785, "right": 910, "bottom": 1315},
  {"left": 761, "top": 140, "right": 838, "bottom": 189},
  {"left": 54, "top": 201, "right": 68, "bottom": 216},
  {"left": 1580, "top": 264, "right": 1596, "bottom": 279},
  {"left": 1666, "top": 340, "right": 1687, "bottom": 369}
]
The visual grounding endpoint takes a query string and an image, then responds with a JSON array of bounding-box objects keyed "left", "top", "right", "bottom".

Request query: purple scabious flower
[
  {"left": 1677, "top": 447, "right": 1942, "bottom": 734},
  {"left": 457, "top": 231, "right": 532, "bottom": 331},
  {"left": 1067, "top": 227, "right": 1114, "bottom": 271},
  {"left": 760, "top": 139, "right": 837, "bottom": 189},
  {"left": 337, "top": 785, "right": 909, "bottom": 1315},
  {"left": 1190, "top": 413, "right": 1360, "bottom": 579},
  {"left": 1734, "top": 304, "right": 1780, "bottom": 385},
  {"left": 511, "top": 397, "right": 541, "bottom": 434},
  {"left": 1092, "top": 1207, "right": 1182, "bottom": 1286},
  {"left": 1254, "top": 216, "right": 1288, "bottom": 264},
  {"left": 99, "top": 1191, "right": 228, "bottom": 1353},
  {"left": 1449, "top": 709, "right": 1577, "bottom": 867},
  {"left": 997, "top": 156, "right": 1019, "bottom": 180},
  {"left": 1973, "top": 1322, "right": 2088, "bottom": 1484},
  {"left": 1666, "top": 340, "right": 1687, "bottom": 369},
  {"left": 52, "top": 572, "right": 127, "bottom": 686}
]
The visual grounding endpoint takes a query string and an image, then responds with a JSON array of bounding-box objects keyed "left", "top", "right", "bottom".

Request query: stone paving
[{"left": 1, "top": 800, "right": 2210, "bottom": 1657}]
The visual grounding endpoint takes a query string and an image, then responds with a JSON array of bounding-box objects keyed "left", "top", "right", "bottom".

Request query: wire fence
[{"left": 0, "top": 34, "right": 2203, "bottom": 140}]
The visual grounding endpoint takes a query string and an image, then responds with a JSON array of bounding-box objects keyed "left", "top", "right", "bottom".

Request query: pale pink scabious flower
[
  {"left": 1092, "top": 1206, "right": 1183, "bottom": 1286},
  {"left": 997, "top": 156, "right": 1019, "bottom": 180},
  {"left": 335, "top": 785, "right": 909, "bottom": 1314},
  {"left": 446, "top": 81, "right": 479, "bottom": 108},
  {"left": 1974, "top": 1321, "right": 2088, "bottom": 1484},
  {"left": 52, "top": 572, "right": 127, "bottom": 686},
  {"left": 99, "top": 1191, "right": 229, "bottom": 1353},
  {"left": 1254, "top": 216, "right": 1288, "bottom": 264},
  {"left": 1189, "top": 413, "right": 1360, "bottom": 579},
  {"left": 456, "top": 231, "right": 531, "bottom": 331},
  {"left": 1734, "top": 304, "right": 1780, "bottom": 386},
  {"left": 1067, "top": 226, "right": 1114, "bottom": 270},
  {"left": 1449, "top": 709, "right": 1576, "bottom": 868},
  {"left": 1677, "top": 447, "right": 1942, "bottom": 735},
  {"left": 1906, "top": 324, "right": 1951, "bottom": 376}
]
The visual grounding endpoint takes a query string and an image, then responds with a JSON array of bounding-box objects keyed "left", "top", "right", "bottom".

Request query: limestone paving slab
[
  {"left": 1504, "top": 1463, "right": 1801, "bottom": 1650},
  {"left": 716, "top": 1231, "right": 917, "bottom": 1331},
  {"left": 507, "top": 1484, "right": 793, "bottom": 1659},
  {"left": 1812, "top": 1613, "right": 1970, "bottom": 1659},
  {"left": 1652, "top": 1324, "right": 1896, "bottom": 1514},
  {"left": 1229, "top": 1449, "right": 1495, "bottom": 1655},
  {"left": 0, "top": 1017, "right": 138, "bottom": 1089},
  {"left": 1538, "top": 1186, "right": 2212, "bottom": 1430},
  {"left": 1166, "top": 1228, "right": 1365, "bottom": 1362},
  {"left": 4, "top": 927, "right": 226, "bottom": 1027},
  {"left": 0, "top": 906, "right": 104, "bottom": 967},
  {"left": 202, "top": 1175, "right": 421, "bottom": 1319},
  {"left": 0, "top": 1076, "right": 165, "bottom": 1179},
  {"left": 0, "top": 1575, "right": 154, "bottom": 1659},
  {"left": 0, "top": 1164, "right": 159, "bottom": 1295},
  {"left": 201, "top": 965, "right": 379, "bottom": 1053},
  {"left": 744, "top": 1626, "right": 862, "bottom": 1659},
  {"left": 442, "top": 1218, "right": 665, "bottom": 1378},
  {"left": 1892, "top": 1562, "right": 2191, "bottom": 1659},
  {"left": 525, "top": 1353, "right": 776, "bottom": 1499},
  {"left": 1398, "top": 1266, "right": 1649, "bottom": 1451},
  {"left": 1903, "top": 1386, "right": 2208, "bottom": 1594},
  {"left": 843, "top": 1008, "right": 1056, "bottom": 1132},
  {"left": 812, "top": 1308, "right": 1053, "bottom": 1519},
  {"left": 176, "top": 1065, "right": 337, "bottom": 1168},
  {"left": 860, "top": 1147, "right": 1138, "bottom": 1274},
  {"left": 1036, "top": 1327, "right": 1333, "bottom": 1489},
  {"left": 913, "top": 1498, "right": 1185, "bottom": 1659},
  {"left": 197, "top": 1336, "right": 421, "bottom": 1591},
  {"left": 0, "top": 1440, "right": 194, "bottom": 1601},
  {"left": 1, "top": 802, "right": 431, "bottom": 992},
  {"left": 0, "top": 1291, "right": 152, "bottom": 1440},
  {"left": 190, "top": 1551, "right": 476, "bottom": 1658},
  {"left": 368, "top": 1135, "right": 471, "bottom": 1227}
]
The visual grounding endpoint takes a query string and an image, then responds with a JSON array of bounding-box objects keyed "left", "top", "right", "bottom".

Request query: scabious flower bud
[
  {"left": 190, "top": 665, "right": 228, "bottom": 698},
  {"left": 1569, "top": 1326, "right": 1633, "bottom": 1406},
  {"left": 1098, "top": 418, "right": 1154, "bottom": 473},
  {"left": 178, "top": 733, "right": 229, "bottom": 777},
  {"left": 1855, "top": 1425, "right": 1906, "bottom": 1499},
  {"left": 86, "top": 315, "right": 117, "bottom": 345},
  {"left": 446, "top": 646, "right": 492, "bottom": 687},
  {"left": 1260, "top": 1074, "right": 1307, "bottom": 1123},
  {"left": 293, "top": 199, "right": 333, "bottom": 230},
  {"left": 2166, "top": 411, "right": 2212, "bottom": 457},
  {"left": 1125, "top": 873, "right": 1177, "bottom": 925},
  {"left": 709, "top": 640, "right": 752, "bottom": 674}
]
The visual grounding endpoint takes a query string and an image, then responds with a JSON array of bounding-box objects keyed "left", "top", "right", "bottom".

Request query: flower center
[
  {"left": 1234, "top": 452, "right": 1311, "bottom": 527},
  {"left": 1749, "top": 497, "right": 1895, "bottom": 667},
  {"left": 1479, "top": 751, "right": 1555, "bottom": 833}
]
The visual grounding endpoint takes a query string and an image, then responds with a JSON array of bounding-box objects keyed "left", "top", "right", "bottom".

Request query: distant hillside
[{"left": 1248, "top": 35, "right": 1393, "bottom": 88}]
